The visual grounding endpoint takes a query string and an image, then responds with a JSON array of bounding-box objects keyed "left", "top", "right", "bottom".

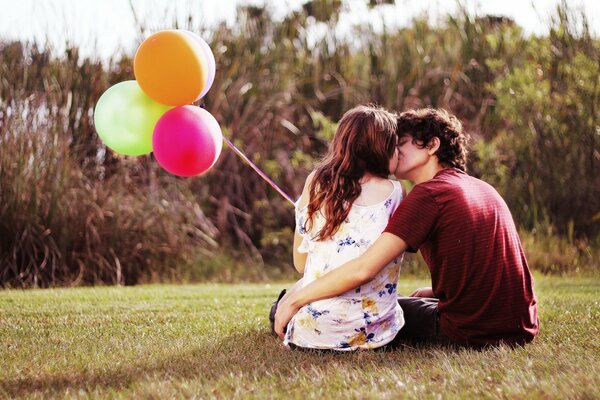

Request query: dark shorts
[{"left": 390, "top": 296, "right": 453, "bottom": 346}]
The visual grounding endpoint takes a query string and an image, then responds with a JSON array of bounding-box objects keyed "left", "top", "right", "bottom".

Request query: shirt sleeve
[
  {"left": 383, "top": 184, "right": 440, "bottom": 253},
  {"left": 294, "top": 204, "right": 310, "bottom": 254}
]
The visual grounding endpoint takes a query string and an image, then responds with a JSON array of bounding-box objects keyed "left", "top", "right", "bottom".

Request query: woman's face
[{"left": 388, "top": 146, "right": 400, "bottom": 175}]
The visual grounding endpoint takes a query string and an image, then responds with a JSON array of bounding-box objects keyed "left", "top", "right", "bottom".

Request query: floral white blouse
[{"left": 284, "top": 180, "right": 405, "bottom": 351}]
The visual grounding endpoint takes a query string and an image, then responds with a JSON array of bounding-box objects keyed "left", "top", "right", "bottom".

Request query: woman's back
[{"left": 285, "top": 178, "right": 404, "bottom": 350}]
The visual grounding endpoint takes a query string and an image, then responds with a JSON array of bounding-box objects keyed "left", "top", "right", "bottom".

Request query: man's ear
[{"left": 427, "top": 137, "right": 441, "bottom": 155}]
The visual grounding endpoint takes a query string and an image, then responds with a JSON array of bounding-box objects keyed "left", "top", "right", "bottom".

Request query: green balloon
[{"left": 94, "top": 80, "right": 171, "bottom": 156}]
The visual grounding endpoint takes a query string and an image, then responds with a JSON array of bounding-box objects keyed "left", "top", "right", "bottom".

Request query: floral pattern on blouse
[{"left": 284, "top": 180, "right": 405, "bottom": 351}]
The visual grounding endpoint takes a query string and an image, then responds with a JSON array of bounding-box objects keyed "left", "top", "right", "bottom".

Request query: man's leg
[{"left": 394, "top": 296, "right": 452, "bottom": 345}]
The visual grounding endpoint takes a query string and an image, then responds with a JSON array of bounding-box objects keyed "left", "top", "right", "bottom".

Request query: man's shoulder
[
  {"left": 412, "top": 168, "right": 470, "bottom": 195},
  {"left": 416, "top": 169, "right": 507, "bottom": 214},
  {"left": 426, "top": 169, "right": 497, "bottom": 193}
]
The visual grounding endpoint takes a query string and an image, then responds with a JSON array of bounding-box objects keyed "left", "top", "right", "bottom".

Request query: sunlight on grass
[{"left": 0, "top": 276, "right": 598, "bottom": 399}]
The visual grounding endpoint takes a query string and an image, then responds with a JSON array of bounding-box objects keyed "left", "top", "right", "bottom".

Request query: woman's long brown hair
[{"left": 305, "top": 105, "right": 397, "bottom": 241}]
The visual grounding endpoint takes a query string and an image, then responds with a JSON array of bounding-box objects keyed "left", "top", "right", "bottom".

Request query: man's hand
[
  {"left": 274, "top": 295, "right": 300, "bottom": 339},
  {"left": 410, "top": 286, "right": 435, "bottom": 298}
]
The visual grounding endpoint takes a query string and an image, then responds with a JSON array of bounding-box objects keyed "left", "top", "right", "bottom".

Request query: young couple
[{"left": 270, "top": 104, "right": 539, "bottom": 350}]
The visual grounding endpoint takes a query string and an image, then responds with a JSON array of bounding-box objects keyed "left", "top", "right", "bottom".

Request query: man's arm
[
  {"left": 410, "top": 287, "right": 434, "bottom": 297},
  {"left": 274, "top": 232, "right": 407, "bottom": 338}
]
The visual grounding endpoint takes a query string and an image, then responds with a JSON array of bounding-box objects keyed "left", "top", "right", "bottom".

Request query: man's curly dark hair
[{"left": 396, "top": 108, "right": 469, "bottom": 171}]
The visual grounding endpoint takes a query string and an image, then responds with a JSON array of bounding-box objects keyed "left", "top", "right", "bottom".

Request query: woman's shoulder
[
  {"left": 353, "top": 178, "right": 402, "bottom": 208},
  {"left": 295, "top": 171, "right": 316, "bottom": 211},
  {"left": 390, "top": 179, "right": 404, "bottom": 200},
  {"left": 383, "top": 179, "right": 403, "bottom": 211},
  {"left": 371, "top": 177, "right": 402, "bottom": 194}
]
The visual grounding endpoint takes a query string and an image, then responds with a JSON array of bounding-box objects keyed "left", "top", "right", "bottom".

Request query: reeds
[{"left": 0, "top": 43, "right": 218, "bottom": 287}]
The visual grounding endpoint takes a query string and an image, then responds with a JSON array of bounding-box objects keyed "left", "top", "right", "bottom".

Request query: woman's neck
[{"left": 359, "top": 172, "right": 383, "bottom": 184}]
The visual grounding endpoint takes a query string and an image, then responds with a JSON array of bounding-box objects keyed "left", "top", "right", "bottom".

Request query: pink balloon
[
  {"left": 182, "top": 31, "right": 216, "bottom": 101},
  {"left": 153, "top": 106, "right": 222, "bottom": 177}
]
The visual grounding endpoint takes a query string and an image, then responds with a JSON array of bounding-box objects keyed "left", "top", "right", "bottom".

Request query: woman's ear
[{"left": 427, "top": 137, "right": 441, "bottom": 155}]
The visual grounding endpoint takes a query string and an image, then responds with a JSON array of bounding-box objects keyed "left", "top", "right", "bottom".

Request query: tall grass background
[{"left": 0, "top": 1, "right": 598, "bottom": 287}]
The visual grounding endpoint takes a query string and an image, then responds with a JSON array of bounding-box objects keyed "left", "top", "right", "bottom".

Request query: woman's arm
[
  {"left": 278, "top": 277, "right": 304, "bottom": 305},
  {"left": 292, "top": 171, "right": 314, "bottom": 274},
  {"left": 292, "top": 231, "right": 307, "bottom": 274},
  {"left": 275, "top": 232, "right": 407, "bottom": 338}
]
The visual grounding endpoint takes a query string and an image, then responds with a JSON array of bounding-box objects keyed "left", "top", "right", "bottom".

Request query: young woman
[{"left": 271, "top": 104, "right": 405, "bottom": 351}]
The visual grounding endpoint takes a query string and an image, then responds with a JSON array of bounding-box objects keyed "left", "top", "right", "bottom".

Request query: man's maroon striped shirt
[{"left": 384, "top": 168, "right": 538, "bottom": 345}]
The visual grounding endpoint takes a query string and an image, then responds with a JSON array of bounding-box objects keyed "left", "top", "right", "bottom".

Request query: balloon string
[{"left": 222, "top": 136, "right": 296, "bottom": 207}]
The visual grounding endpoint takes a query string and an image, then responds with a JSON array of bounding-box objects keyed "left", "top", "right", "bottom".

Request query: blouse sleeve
[
  {"left": 387, "top": 180, "right": 404, "bottom": 216},
  {"left": 294, "top": 202, "right": 310, "bottom": 254}
]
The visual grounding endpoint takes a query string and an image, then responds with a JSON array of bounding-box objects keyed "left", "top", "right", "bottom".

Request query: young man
[{"left": 274, "top": 108, "right": 538, "bottom": 347}]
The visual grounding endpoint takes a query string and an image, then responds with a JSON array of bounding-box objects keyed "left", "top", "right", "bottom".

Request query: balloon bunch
[{"left": 94, "top": 30, "right": 221, "bottom": 177}]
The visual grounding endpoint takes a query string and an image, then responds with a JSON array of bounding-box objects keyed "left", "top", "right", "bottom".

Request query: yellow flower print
[
  {"left": 387, "top": 265, "right": 400, "bottom": 282},
  {"left": 362, "top": 297, "right": 378, "bottom": 314},
  {"left": 372, "top": 281, "right": 385, "bottom": 294},
  {"left": 341, "top": 328, "right": 376, "bottom": 348},
  {"left": 347, "top": 330, "right": 367, "bottom": 347},
  {"left": 296, "top": 314, "right": 317, "bottom": 330},
  {"left": 379, "top": 319, "right": 391, "bottom": 332},
  {"left": 336, "top": 223, "right": 348, "bottom": 237}
]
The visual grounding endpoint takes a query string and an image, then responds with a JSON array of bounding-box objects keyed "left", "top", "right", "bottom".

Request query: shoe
[{"left": 269, "top": 289, "right": 287, "bottom": 335}]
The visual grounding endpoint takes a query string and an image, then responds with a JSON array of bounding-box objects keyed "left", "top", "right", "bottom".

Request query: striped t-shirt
[{"left": 384, "top": 168, "right": 538, "bottom": 346}]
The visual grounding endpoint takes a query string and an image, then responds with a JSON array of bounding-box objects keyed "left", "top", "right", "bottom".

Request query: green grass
[{"left": 0, "top": 275, "right": 599, "bottom": 399}]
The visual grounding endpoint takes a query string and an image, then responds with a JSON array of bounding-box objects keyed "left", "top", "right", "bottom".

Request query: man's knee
[{"left": 396, "top": 296, "right": 439, "bottom": 342}]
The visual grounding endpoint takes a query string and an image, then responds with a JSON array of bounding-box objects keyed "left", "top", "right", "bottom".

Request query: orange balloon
[{"left": 134, "top": 30, "right": 208, "bottom": 106}]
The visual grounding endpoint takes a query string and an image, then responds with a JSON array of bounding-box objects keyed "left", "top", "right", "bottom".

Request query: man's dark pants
[{"left": 391, "top": 296, "right": 453, "bottom": 346}]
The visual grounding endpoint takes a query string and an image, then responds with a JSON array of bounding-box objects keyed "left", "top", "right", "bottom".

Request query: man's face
[{"left": 393, "top": 134, "right": 430, "bottom": 180}]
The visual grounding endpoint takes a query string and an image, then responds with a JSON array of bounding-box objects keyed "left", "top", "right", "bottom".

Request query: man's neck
[{"left": 412, "top": 162, "right": 447, "bottom": 185}]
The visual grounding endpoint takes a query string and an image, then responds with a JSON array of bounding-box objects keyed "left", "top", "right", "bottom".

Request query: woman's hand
[{"left": 274, "top": 295, "right": 300, "bottom": 339}]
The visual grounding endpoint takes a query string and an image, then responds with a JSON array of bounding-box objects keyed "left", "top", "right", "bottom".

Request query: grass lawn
[{"left": 0, "top": 275, "right": 598, "bottom": 399}]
